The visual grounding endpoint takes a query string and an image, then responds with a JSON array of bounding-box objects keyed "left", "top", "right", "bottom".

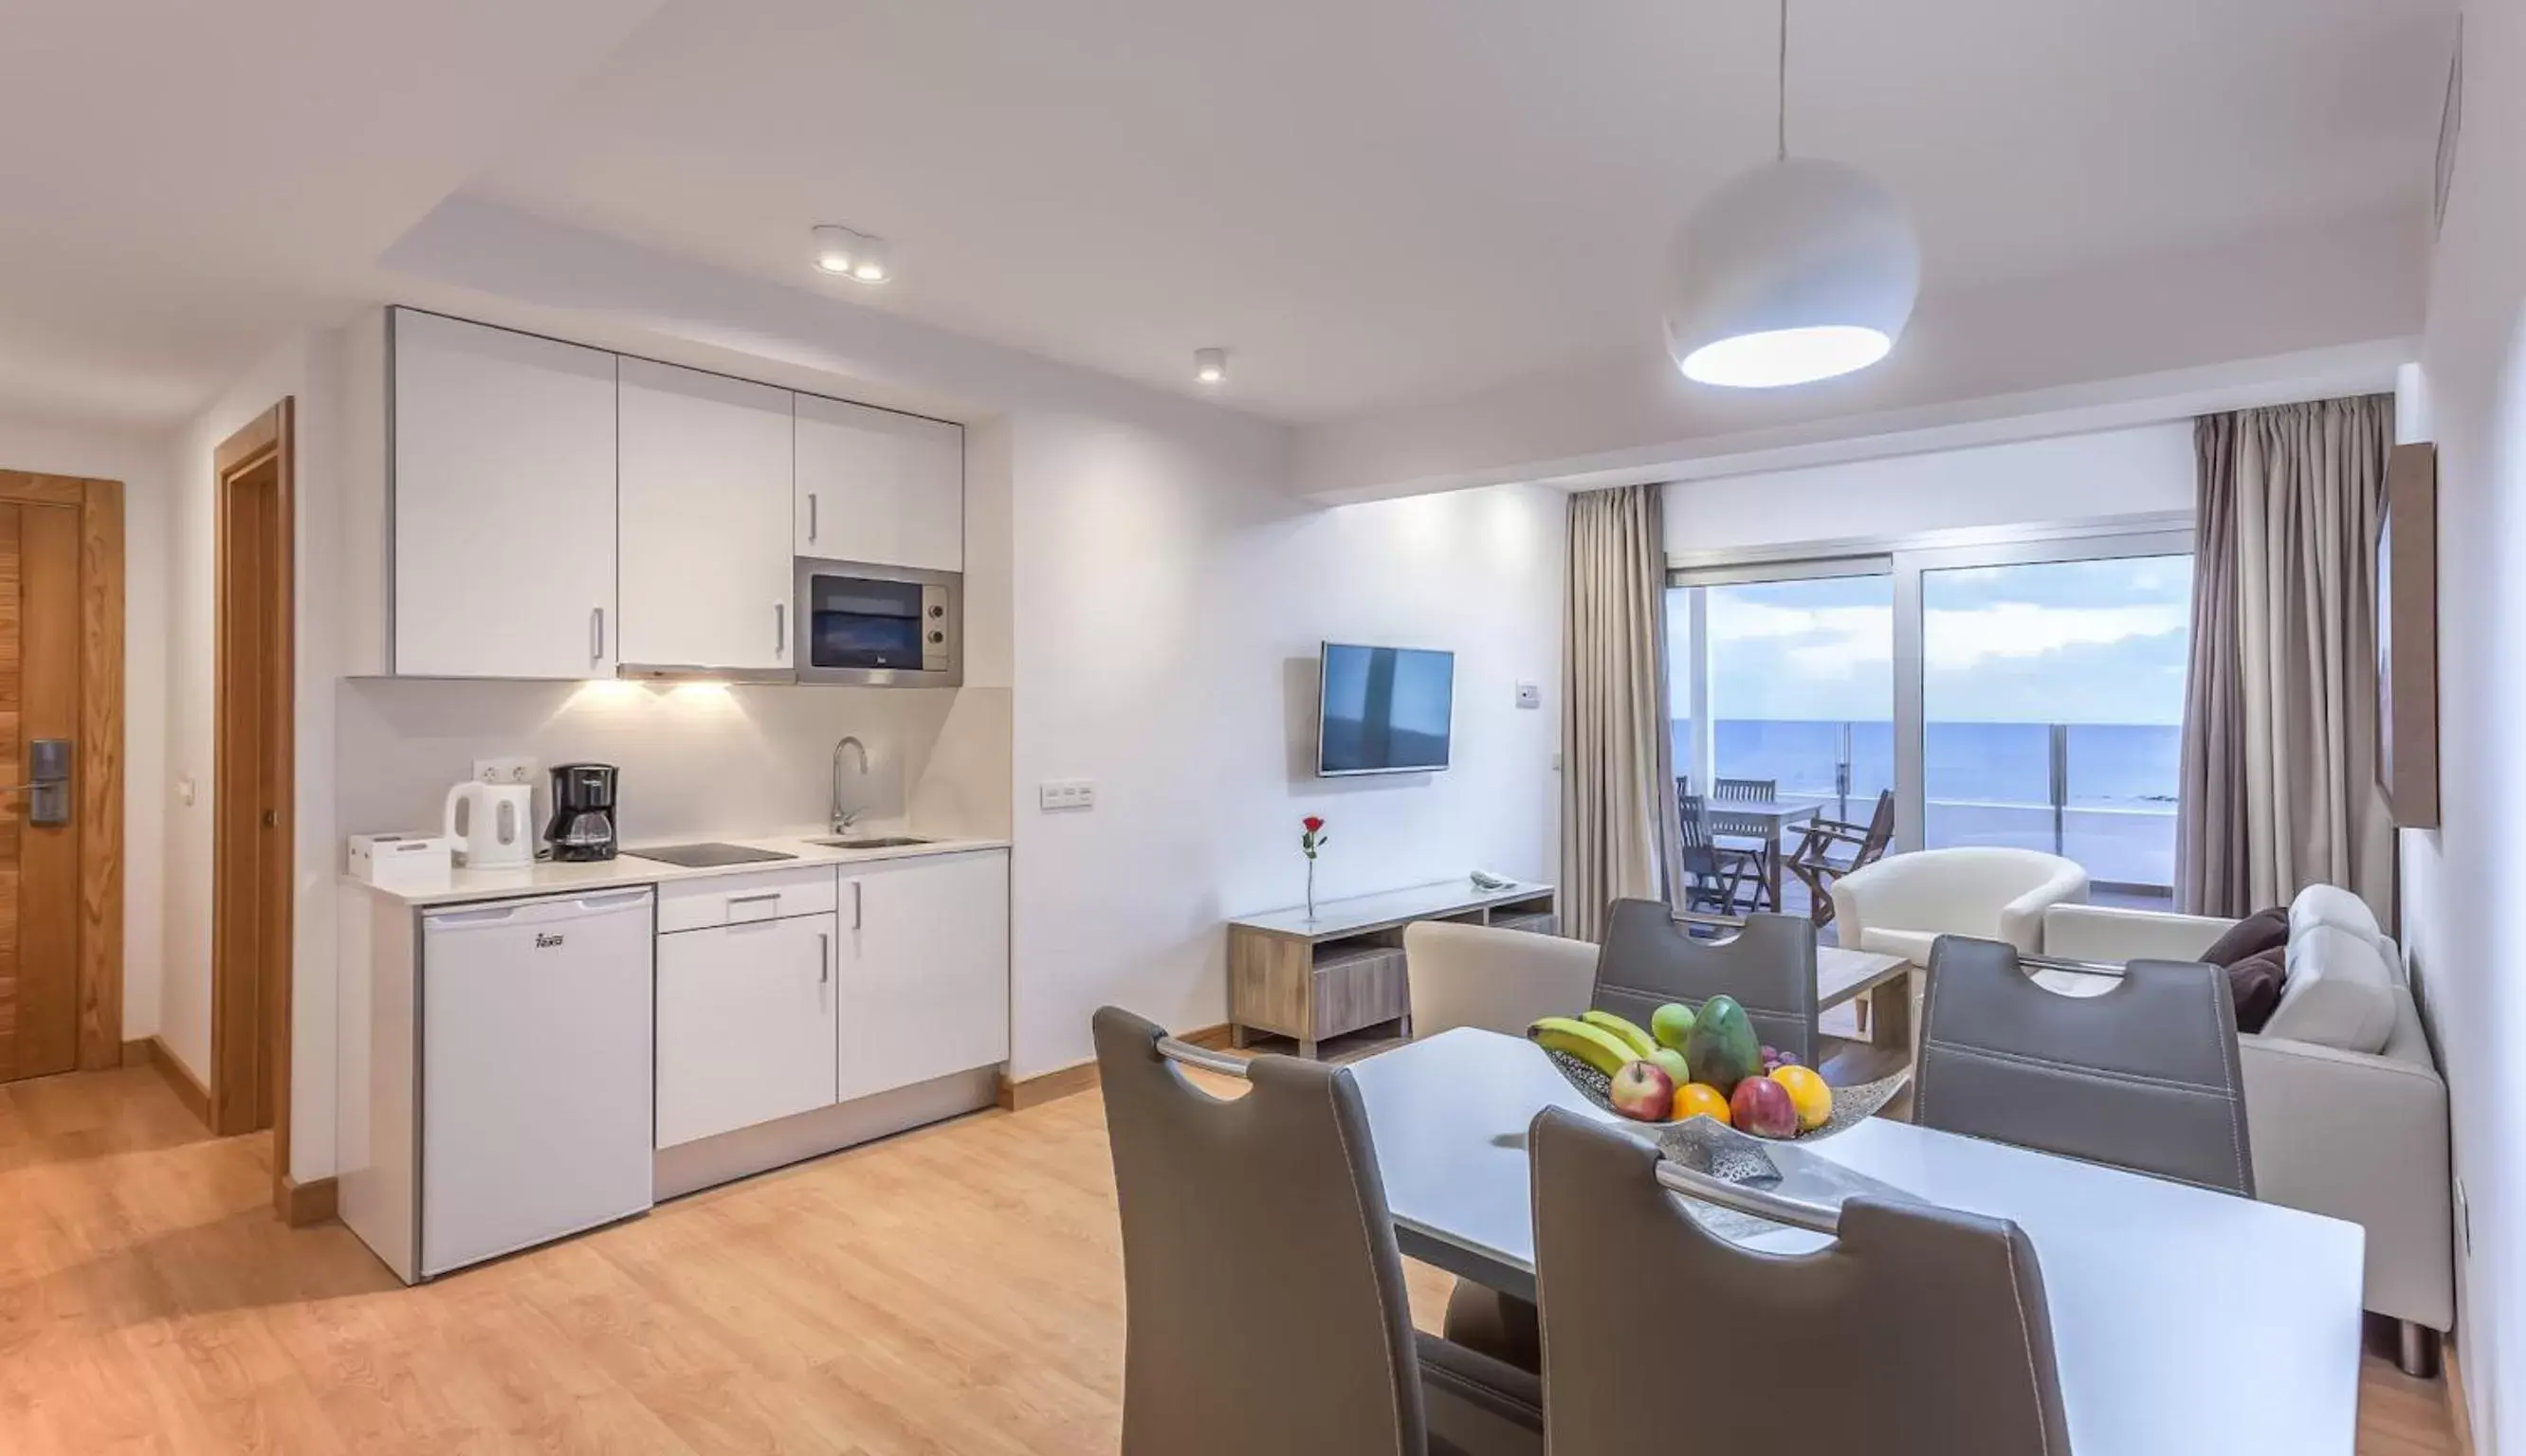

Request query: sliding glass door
[
  {"left": 1918, "top": 552, "right": 2193, "bottom": 894},
  {"left": 1668, "top": 524, "right": 2192, "bottom": 908}
]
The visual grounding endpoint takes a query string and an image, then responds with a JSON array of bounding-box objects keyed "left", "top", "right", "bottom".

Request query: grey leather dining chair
[
  {"left": 1092, "top": 1007, "right": 1544, "bottom": 1456},
  {"left": 1916, "top": 934, "right": 2255, "bottom": 1195},
  {"left": 1591, "top": 897, "right": 1820, "bottom": 1064},
  {"left": 1528, "top": 1105, "right": 2073, "bottom": 1456}
]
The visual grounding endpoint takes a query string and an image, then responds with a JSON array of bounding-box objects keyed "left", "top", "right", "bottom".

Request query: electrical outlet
[
  {"left": 473, "top": 757, "right": 536, "bottom": 786},
  {"left": 1039, "top": 779, "right": 1096, "bottom": 811},
  {"left": 1515, "top": 682, "right": 1541, "bottom": 709}
]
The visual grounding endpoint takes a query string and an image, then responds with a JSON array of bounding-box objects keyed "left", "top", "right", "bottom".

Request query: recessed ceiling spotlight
[
  {"left": 1194, "top": 347, "right": 1229, "bottom": 385},
  {"left": 849, "top": 234, "right": 891, "bottom": 284},
  {"left": 812, "top": 225, "right": 859, "bottom": 276}
]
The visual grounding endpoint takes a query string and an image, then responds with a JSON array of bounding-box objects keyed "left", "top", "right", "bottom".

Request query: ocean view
[{"left": 1674, "top": 718, "right": 2182, "bottom": 889}]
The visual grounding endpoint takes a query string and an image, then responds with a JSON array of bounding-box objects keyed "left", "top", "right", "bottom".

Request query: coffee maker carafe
[{"left": 544, "top": 763, "right": 619, "bottom": 862}]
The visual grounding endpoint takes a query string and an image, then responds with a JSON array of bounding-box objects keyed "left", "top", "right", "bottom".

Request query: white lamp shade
[{"left": 1664, "top": 157, "right": 1920, "bottom": 388}]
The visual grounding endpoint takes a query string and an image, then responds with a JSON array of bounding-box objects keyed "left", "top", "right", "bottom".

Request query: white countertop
[{"left": 341, "top": 831, "right": 1012, "bottom": 908}]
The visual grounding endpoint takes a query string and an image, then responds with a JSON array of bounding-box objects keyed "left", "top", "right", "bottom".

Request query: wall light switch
[
  {"left": 1039, "top": 779, "right": 1096, "bottom": 811},
  {"left": 1515, "top": 682, "right": 1542, "bottom": 710},
  {"left": 178, "top": 776, "right": 196, "bottom": 807},
  {"left": 473, "top": 757, "right": 537, "bottom": 786}
]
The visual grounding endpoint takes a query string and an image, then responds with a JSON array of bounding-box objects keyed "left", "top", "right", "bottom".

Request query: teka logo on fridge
[{"left": 534, "top": 932, "right": 566, "bottom": 950}]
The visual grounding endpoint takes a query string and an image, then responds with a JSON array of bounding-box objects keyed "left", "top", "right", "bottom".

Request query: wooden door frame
[
  {"left": 210, "top": 401, "right": 295, "bottom": 1205},
  {"left": 0, "top": 470, "right": 125, "bottom": 1074}
]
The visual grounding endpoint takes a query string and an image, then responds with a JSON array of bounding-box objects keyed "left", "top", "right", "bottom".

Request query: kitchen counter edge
[{"left": 339, "top": 835, "right": 1013, "bottom": 909}]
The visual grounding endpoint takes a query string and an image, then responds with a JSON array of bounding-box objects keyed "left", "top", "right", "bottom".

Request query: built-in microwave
[{"left": 793, "top": 558, "right": 961, "bottom": 686}]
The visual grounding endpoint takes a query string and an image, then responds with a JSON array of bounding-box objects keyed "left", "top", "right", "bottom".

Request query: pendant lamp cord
[{"left": 1776, "top": 0, "right": 1790, "bottom": 161}]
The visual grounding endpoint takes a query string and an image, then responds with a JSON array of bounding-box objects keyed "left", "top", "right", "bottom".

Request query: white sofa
[
  {"left": 1828, "top": 847, "right": 2091, "bottom": 1050},
  {"left": 2043, "top": 886, "right": 2452, "bottom": 1367}
]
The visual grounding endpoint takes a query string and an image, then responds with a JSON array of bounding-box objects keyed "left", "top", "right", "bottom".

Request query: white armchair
[
  {"left": 2043, "top": 895, "right": 2453, "bottom": 1373},
  {"left": 1403, "top": 921, "right": 1597, "bottom": 1038},
  {"left": 1828, "top": 846, "right": 2093, "bottom": 964}
]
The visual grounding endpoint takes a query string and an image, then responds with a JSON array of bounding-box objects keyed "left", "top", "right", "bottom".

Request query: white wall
[
  {"left": 0, "top": 414, "right": 169, "bottom": 1043},
  {"left": 1663, "top": 422, "right": 2196, "bottom": 557},
  {"left": 1008, "top": 414, "right": 1563, "bottom": 1076},
  {"left": 2397, "top": 2, "right": 2526, "bottom": 1447}
]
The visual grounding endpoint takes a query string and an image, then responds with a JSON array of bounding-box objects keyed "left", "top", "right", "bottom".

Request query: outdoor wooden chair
[
  {"left": 1710, "top": 776, "right": 1780, "bottom": 910},
  {"left": 1675, "top": 790, "right": 1756, "bottom": 916},
  {"left": 1785, "top": 789, "right": 1896, "bottom": 927}
]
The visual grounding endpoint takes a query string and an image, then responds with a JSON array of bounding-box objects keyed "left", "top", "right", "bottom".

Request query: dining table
[
  {"left": 1346, "top": 1027, "right": 2366, "bottom": 1456},
  {"left": 1703, "top": 797, "right": 1821, "bottom": 911}
]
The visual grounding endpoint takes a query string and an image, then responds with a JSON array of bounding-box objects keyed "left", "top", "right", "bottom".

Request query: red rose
[{"left": 1302, "top": 816, "right": 1326, "bottom": 832}]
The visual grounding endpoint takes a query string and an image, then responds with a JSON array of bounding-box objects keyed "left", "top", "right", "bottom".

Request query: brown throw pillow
[
  {"left": 2226, "top": 946, "right": 2288, "bottom": 1033},
  {"left": 2200, "top": 906, "right": 2289, "bottom": 967}
]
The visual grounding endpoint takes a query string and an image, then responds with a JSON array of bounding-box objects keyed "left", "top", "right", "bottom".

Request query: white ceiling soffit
[
  {"left": 469, "top": 0, "right": 2455, "bottom": 428},
  {"left": 1295, "top": 208, "right": 2426, "bottom": 502},
  {"left": 0, "top": 0, "right": 668, "bottom": 428}
]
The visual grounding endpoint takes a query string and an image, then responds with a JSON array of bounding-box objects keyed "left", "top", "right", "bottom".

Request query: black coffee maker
[{"left": 545, "top": 763, "right": 619, "bottom": 862}]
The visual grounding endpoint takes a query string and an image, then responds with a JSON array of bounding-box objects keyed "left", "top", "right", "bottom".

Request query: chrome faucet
[{"left": 831, "top": 736, "right": 870, "bottom": 834}]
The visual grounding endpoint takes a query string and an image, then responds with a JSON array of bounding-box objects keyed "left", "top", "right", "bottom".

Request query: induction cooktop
[{"left": 624, "top": 843, "right": 799, "bottom": 869}]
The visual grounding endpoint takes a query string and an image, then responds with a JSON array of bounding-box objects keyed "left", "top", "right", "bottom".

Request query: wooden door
[
  {"left": 616, "top": 357, "right": 794, "bottom": 672},
  {"left": 0, "top": 499, "right": 85, "bottom": 1083}
]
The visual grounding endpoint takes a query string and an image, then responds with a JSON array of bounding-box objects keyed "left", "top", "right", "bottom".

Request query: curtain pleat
[{"left": 1561, "top": 485, "right": 1679, "bottom": 942}]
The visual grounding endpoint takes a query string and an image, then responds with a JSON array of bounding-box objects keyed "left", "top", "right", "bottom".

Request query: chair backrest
[
  {"left": 1590, "top": 898, "right": 1818, "bottom": 1061},
  {"left": 1676, "top": 791, "right": 1718, "bottom": 867},
  {"left": 1712, "top": 775, "right": 1774, "bottom": 804},
  {"left": 1529, "top": 1106, "right": 2072, "bottom": 1456},
  {"left": 1092, "top": 1007, "right": 1425, "bottom": 1456},
  {"left": 1917, "top": 936, "right": 2255, "bottom": 1195},
  {"left": 1404, "top": 920, "right": 1598, "bottom": 1038},
  {"left": 1855, "top": 788, "right": 1896, "bottom": 857}
]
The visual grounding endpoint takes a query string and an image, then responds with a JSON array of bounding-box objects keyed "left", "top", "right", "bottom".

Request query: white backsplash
[{"left": 335, "top": 678, "right": 1012, "bottom": 851}]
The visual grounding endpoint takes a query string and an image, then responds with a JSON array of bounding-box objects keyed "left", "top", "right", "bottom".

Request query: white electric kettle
[{"left": 443, "top": 777, "right": 536, "bottom": 869}]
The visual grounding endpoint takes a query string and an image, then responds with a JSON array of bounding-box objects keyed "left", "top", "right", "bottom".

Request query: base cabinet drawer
[{"left": 656, "top": 914, "right": 839, "bottom": 1148}]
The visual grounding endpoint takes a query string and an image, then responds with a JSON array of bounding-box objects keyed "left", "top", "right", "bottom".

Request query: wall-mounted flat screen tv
[{"left": 1318, "top": 643, "right": 1455, "bottom": 776}]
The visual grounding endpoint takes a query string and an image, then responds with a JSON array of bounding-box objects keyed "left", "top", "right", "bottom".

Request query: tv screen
[{"left": 1318, "top": 643, "right": 1455, "bottom": 775}]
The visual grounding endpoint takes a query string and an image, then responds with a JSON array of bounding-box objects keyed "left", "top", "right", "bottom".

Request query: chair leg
[{"left": 2397, "top": 1320, "right": 2442, "bottom": 1379}]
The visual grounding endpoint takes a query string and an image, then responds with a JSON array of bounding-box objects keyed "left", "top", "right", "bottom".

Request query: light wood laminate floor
[{"left": 0, "top": 1062, "right": 2462, "bottom": 1453}]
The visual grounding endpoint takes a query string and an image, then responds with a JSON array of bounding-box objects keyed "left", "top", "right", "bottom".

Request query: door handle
[
  {"left": 27, "top": 739, "right": 69, "bottom": 827},
  {"left": 590, "top": 606, "right": 606, "bottom": 664},
  {"left": 851, "top": 879, "right": 863, "bottom": 930},
  {"left": 776, "top": 603, "right": 788, "bottom": 657},
  {"left": 809, "top": 493, "right": 819, "bottom": 542},
  {"left": 818, "top": 931, "right": 832, "bottom": 985}
]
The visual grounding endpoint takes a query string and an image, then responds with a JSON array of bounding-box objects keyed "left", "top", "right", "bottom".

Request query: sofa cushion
[
  {"left": 2225, "top": 946, "right": 2288, "bottom": 1033},
  {"left": 2264, "top": 924, "right": 2397, "bottom": 1053},
  {"left": 2289, "top": 884, "right": 2390, "bottom": 956},
  {"left": 2200, "top": 907, "right": 2289, "bottom": 968}
]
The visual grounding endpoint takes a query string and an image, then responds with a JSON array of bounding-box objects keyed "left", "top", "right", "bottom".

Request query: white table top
[{"left": 1348, "top": 1028, "right": 2364, "bottom": 1456}]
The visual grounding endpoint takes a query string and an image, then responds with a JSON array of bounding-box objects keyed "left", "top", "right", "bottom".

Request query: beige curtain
[
  {"left": 1562, "top": 485, "right": 1681, "bottom": 941},
  {"left": 2175, "top": 395, "right": 2397, "bottom": 922}
]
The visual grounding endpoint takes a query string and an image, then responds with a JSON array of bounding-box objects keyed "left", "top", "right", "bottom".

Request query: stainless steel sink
[{"left": 808, "top": 835, "right": 937, "bottom": 850}]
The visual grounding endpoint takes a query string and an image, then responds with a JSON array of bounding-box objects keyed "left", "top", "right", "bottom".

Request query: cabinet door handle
[
  {"left": 818, "top": 931, "right": 832, "bottom": 984},
  {"left": 590, "top": 606, "right": 606, "bottom": 664},
  {"left": 851, "top": 879, "right": 863, "bottom": 930},
  {"left": 776, "top": 602, "right": 788, "bottom": 657},
  {"left": 809, "top": 493, "right": 819, "bottom": 542}
]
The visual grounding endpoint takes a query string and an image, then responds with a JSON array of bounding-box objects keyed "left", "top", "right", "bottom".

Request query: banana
[
  {"left": 1581, "top": 1010, "right": 1659, "bottom": 1061},
  {"left": 1528, "top": 1016, "right": 1639, "bottom": 1076}
]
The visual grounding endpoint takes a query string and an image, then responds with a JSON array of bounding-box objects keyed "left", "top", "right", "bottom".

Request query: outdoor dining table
[
  {"left": 1346, "top": 1027, "right": 2366, "bottom": 1456},
  {"left": 1704, "top": 797, "right": 1821, "bottom": 911}
]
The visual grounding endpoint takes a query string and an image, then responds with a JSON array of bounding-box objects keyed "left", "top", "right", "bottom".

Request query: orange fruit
[
  {"left": 1770, "top": 1065, "right": 1833, "bottom": 1132},
  {"left": 1672, "top": 1083, "right": 1732, "bottom": 1125}
]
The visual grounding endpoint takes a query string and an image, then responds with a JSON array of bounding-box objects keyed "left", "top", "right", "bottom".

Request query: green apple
[
  {"left": 1650, "top": 1002, "right": 1698, "bottom": 1052},
  {"left": 1649, "top": 1047, "right": 1691, "bottom": 1085}
]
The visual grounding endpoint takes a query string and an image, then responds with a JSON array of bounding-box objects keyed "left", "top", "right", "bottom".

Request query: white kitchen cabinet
[
  {"left": 391, "top": 311, "right": 619, "bottom": 679},
  {"left": 794, "top": 392, "right": 964, "bottom": 572},
  {"left": 656, "top": 910, "right": 840, "bottom": 1148},
  {"left": 836, "top": 850, "right": 1010, "bottom": 1102},
  {"left": 618, "top": 357, "right": 796, "bottom": 673}
]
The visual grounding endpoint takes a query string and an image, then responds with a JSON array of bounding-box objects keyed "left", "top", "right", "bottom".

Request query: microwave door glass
[{"left": 810, "top": 576, "right": 926, "bottom": 670}]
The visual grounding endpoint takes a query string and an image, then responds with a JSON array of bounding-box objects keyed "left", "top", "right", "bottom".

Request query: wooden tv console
[{"left": 1226, "top": 879, "right": 1560, "bottom": 1057}]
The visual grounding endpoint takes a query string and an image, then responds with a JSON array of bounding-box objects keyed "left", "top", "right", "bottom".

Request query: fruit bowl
[{"left": 1528, "top": 997, "right": 1909, "bottom": 1144}]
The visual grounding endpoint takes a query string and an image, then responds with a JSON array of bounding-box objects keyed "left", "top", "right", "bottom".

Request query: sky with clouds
[{"left": 1668, "top": 555, "right": 2194, "bottom": 725}]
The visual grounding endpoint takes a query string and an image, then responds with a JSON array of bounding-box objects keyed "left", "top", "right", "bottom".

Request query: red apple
[
  {"left": 1608, "top": 1060, "right": 1676, "bottom": 1122},
  {"left": 1730, "top": 1074, "right": 1799, "bottom": 1138}
]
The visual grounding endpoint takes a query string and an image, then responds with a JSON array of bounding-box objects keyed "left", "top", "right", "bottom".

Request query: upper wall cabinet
[
  {"left": 392, "top": 312, "right": 619, "bottom": 679},
  {"left": 794, "top": 394, "right": 963, "bottom": 573},
  {"left": 617, "top": 359, "right": 796, "bottom": 674}
]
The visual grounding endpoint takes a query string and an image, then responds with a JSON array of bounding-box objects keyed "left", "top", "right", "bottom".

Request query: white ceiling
[
  {"left": 469, "top": 0, "right": 2456, "bottom": 423},
  {"left": 0, "top": 0, "right": 2457, "bottom": 433}
]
